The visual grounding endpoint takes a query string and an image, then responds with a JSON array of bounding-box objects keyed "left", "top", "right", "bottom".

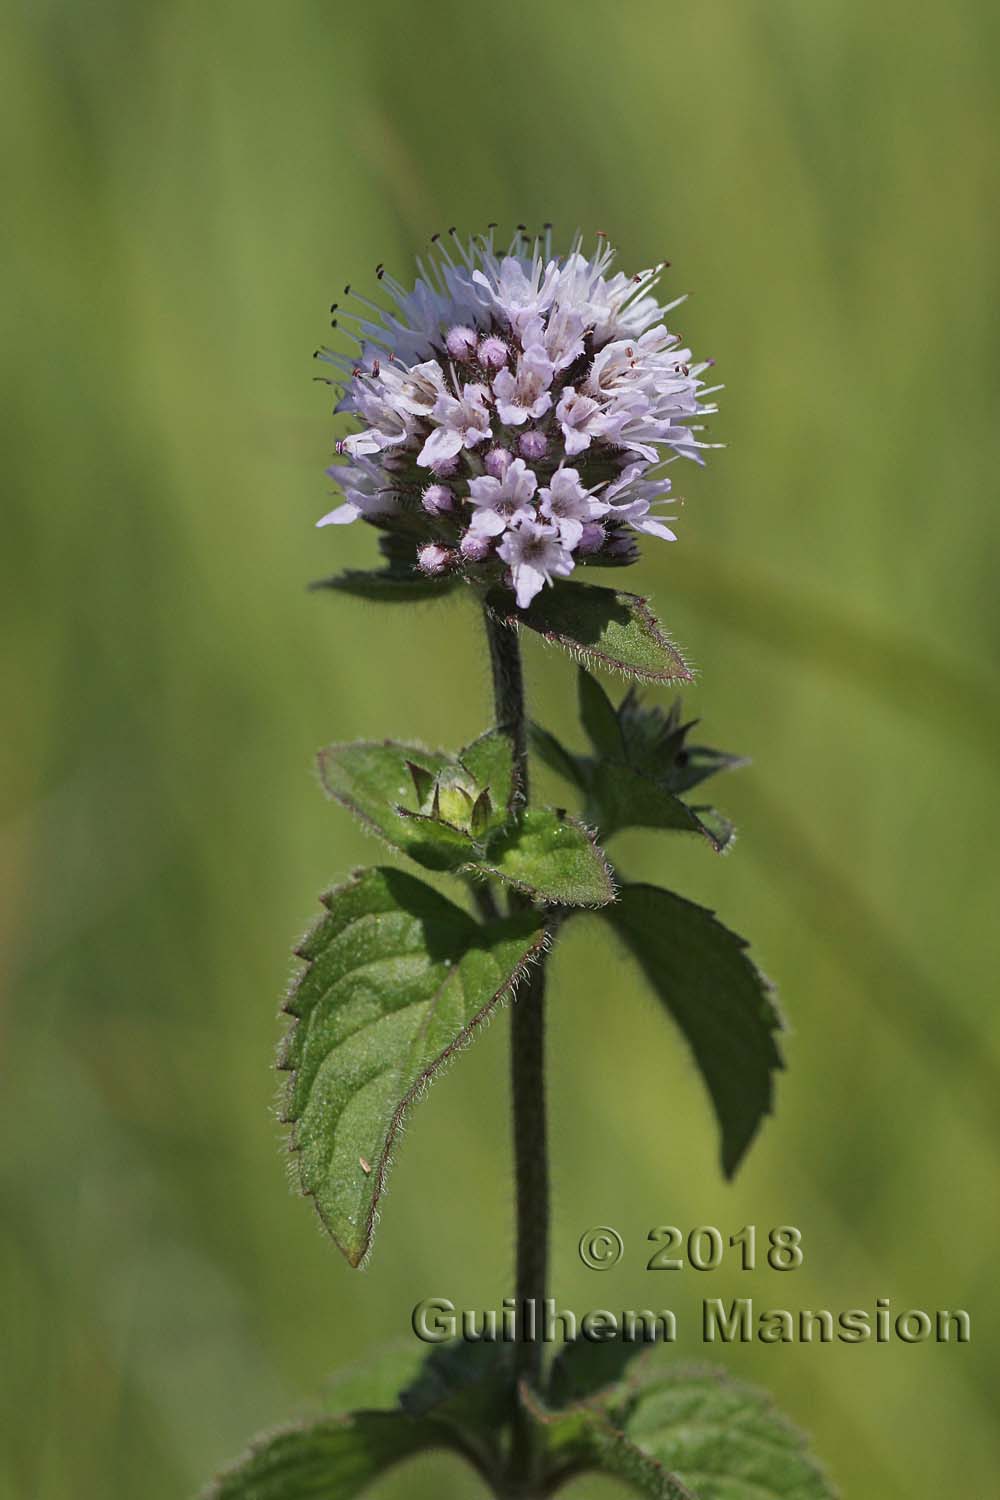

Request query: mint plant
[{"left": 207, "top": 230, "right": 835, "bottom": 1499}]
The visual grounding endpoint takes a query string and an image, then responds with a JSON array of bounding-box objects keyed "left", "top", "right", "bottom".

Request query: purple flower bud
[
  {"left": 484, "top": 446, "right": 512, "bottom": 479},
  {"left": 459, "top": 531, "right": 491, "bottom": 562},
  {"left": 478, "top": 336, "right": 508, "bottom": 370},
  {"left": 428, "top": 452, "right": 460, "bottom": 478},
  {"left": 421, "top": 483, "right": 454, "bottom": 516},
  {"left": 577, "top": 522, "right": 606, "bottom": 555},
  {"left": 445, "top": 325, "right": 479, "bottom": 361},
  {"left": 518, "top": 429, "right": 548, "bottom": 461},
  {"left": 417, "top": 543, "right": 454, "bottom": 575},
  {"left": 604, "top": 530, "right": 640, "bottom": 564}
]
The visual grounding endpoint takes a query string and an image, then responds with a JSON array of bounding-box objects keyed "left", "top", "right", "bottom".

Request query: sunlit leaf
[
  {"left": 477, "top": 807, "right": 615, "bottom": 907},
  {"left": 489, "top": 582, "right": 693, "bottom": 683},
  {"left": 281, "top": 866, "right": 544, "bottom": 1263}
]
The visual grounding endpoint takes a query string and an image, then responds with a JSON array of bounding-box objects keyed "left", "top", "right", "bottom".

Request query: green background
[{"left": 3, "top": 2, "right": 998, "bottom": 1495}]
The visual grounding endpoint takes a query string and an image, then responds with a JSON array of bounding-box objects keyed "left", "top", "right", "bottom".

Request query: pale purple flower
[
  {"left": 316, "top": 227, "right": 719, "bottom": 603},
  {"left": 492, "top": 344, "right": 555, "bottom": 425},
  {"left": 467, "top": 457, "right": 538, "bottom": 537},
  {"left": 417, "top": 382, "right": 492, "bottom": 468},
  {"left": 537, "top": 467, "right": 608, "bottom": 549},
  {"left": 498, "top": 519, "right": 575, "bottom": 609}
]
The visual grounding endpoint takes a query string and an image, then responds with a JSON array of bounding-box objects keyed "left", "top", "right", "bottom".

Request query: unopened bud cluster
[{"left": 317, "top": 229, "right": 719, "bottom": 608}]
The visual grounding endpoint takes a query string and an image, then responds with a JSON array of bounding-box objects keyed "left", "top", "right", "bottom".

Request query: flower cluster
[{"left": 316, "top": 228, "right": 719, "bottom": 609}]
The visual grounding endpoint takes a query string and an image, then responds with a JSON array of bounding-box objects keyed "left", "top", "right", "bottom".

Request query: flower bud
[
  {"left": 459, "top": 530, "right": 491, "bottom": 562},
  {"left": 417, "top": 543, "right": 454, "bottom": 575},
  {"left": 421, "top": 483, "right": 454, "bottom": 516},
  {"left": 577, "top": 522, "right": 606, "bottom": 555},
  {"left": 518, "top": 429, "right": 548, "bottom": 461},
  {"left": 445, "top": 325, "right": 478, "bottom": 361},
  {"left": 428, "top": 452, "right": 459, "bottom": 478},
  {"left": 478, "top": 336, "right": 508, "bottom": 370},
  {"left": 484, "top": 446, "right": 512, "bottom": 479}
]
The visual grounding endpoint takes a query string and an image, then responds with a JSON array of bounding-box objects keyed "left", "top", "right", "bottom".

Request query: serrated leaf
[
  {"left": 318, "top": 740, "right": 469, "bottom": 871},
  {"left": 602, "top": 884, "right": 783, "bottom": 1176},
  {"left": 310, "top": 566, "right": 461, "bottom": 601},
  {"left": 282, "top": 866, "right": 544, "bottom": 1263},
  {"left": 618, "top": 1366, "right": 837, "bottom": 1499},
  {"left": 209, "top": 1342, "right": 513, "bottom": 1499},
  {"left": 538, "top": 1365, "right": 836, "bottom": 1499},
  {"left": 205, "top": 1410, "right": 461, "bottom": 1500},
  {"left": 477, "top": 807, "right": 615, "bottom": 907},
  {"left": 319, "top": 738, "right": 611, "bottom": 906},
  {"left": 489, "top": 581, "right": 693, "bottom": 683},
  {"left": 586, "top": 762, "right": 732, "bottom": 850},
  {"left": 578, "top": 666, "right": 626, "bottom": 760}
]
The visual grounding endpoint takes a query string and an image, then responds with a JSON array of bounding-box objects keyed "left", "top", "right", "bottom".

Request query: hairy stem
[{"left": 484, "top": 608, "right": 549, "bottom": 1495}]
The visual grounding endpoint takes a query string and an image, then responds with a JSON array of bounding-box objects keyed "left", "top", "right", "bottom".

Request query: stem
[{"left": 484, "top": 608, "right": 549, "bottom": 1495}]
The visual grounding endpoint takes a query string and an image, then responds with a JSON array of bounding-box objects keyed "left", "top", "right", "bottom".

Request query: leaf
[
  {"left": 205, "top": 1411, "right": 462, "bottom": 1500},
  {"left": 617, "top": 1366, "right": 837, "bottom": 1499},
  {"left": 281, "top": 866, "right": 544, "bottom": 1263},
  {"left": 601, "top": 884, "right": 783, "bottom": 1177},
  {"left": 318, "top": 740, "right": 471, "bottom": 871},
  {"left": 310, "top": 567, "right": 461, "bottom": 601},
  {"left": 524, "top": 1389, "right": 695, "bottom": 1500},
  {"left": 319, "top": 738, "right": 612, "bottom": 905},
  {"left": 537, "top": 1366, "right": 836, "bottom": 1499},
  {"left": 585, "top": 761, "right": 732, "bottom": 851},
  {"left": 489, "top": 581, "right": 693, "bottom": 683},
  {"left": 578, "top": 666, "right": 626, "bottom": 760},
  {"left": 549, "top": 1333, "right": 659, "bottom": 1408},
  {"left": 457, "top": 726, "right": 517, "bottom": 824},
  {"left": 616, "top": 686, "right": 749, "bottom": 794},
  {"left": 477, "top": 807, "right": 615, "bottom": 908},
  {"left": 209, "top": 1343, "right": 511, "bottom": 1499}
]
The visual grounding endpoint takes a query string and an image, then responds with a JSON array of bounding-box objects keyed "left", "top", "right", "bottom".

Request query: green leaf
[
  {"left": 585, "top": 761, "right": 732, "bottom": 851},
  {"left": 477, "top": 807, "right": 615, "bottom": 907},
  {"left": 525, "top": 1388, "right": 695, "bottom": 1500},
  {"left": 578, "top": 665, "right": 626, "bottom": 760},
  {"left": 618, "top": 1366, "right": 837, "bottom": 1499},
  {"left": 537, "top": 1366, "right": 836, "bottom": 1499},
  {"left": 458, "top": 726, "right": 517, "bottom": 824},
  {"left": 281, "top": 866, "right": 545, "bottom": 1263},
  {"left": 318, "top": 740, "right": 471, "bottom": 871},
  {"left": 601, "top": 884, "right": 783, "bottom": 1177},
  {"left": 616, "top": 687, "right": 749, "bottom": 794},
  {"left": 319, "top": 737, "right": 612, "bottom": 905},
  {"left": 209, "top": 1343, "right": 511, "bottom": 1499},
  {"left": 310, "top": 567, "right": 461, "bottom": 601},
  {"left": 205, "top": 1411, "right": 464, "bottom": 1500},
  {"left": 549, "top": 1333, "right": 658, "bottom": 1408},
  {"left": 488, "top": 581, "right": 693, "bottom": 683}
]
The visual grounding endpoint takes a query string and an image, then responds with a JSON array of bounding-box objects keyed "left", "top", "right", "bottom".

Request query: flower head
[{"left": 316, "top": 227, "right": 719, "bottom": 605}]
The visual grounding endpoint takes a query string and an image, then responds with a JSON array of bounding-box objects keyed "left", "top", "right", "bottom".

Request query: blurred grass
[{"left": 2, "top": 1, "right": 999, "bottom": 1496}]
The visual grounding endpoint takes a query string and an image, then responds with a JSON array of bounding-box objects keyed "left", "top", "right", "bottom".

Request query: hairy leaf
[
  {"left": 281, "top": 867, "right": 544, "bottom": 1263},
  {"left": 585, "top": 761, "right": 732, "bottom": 850},
  {"left": 617, "top": 1366, "right": 837, "bottom": 1499},
  {"left": 310, "top": 567, "right": 461, "bottom": 601},
  {"left": 209, "top": 1343, "right": 511, "bottom": 1499},
  {"left": 477, "top": 807, "right": 615, "bottom": 907},
  {"left": 602, "top": 884, "right": 783, "bottom": 1177},
  {"left": 549, "top": 1333, "right": 659, "bottom": 1408},
  {"left": 489, "top": 582, "right": 693, "bottom": 683},
  {"left": 319, "top": 738, "right": 612, "bottom": 905},
  {"left": 538, "top": 1366, "right": 836, "bottom": 1499}
]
